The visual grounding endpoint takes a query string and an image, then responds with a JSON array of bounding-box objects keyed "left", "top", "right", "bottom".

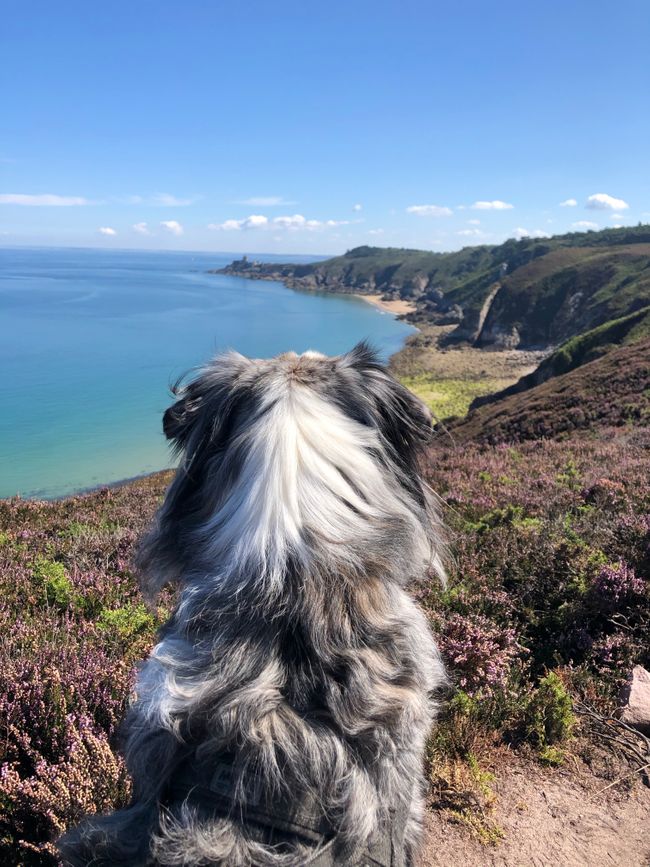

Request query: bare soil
[{"left": 420, "top": 755, "right": 650, "bottom": 867}]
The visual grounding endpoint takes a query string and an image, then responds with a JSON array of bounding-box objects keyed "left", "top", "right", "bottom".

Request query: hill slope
[
  {"left": 216, "top": 226, "right": 650, "bottom": 351},
  {"left": 471, "top": 304, "right": 650, "bottom": 409},
  {"left": 443, "top": 338, "right": 650, "bottom": 444},
  {"left": 3, "top": 412, "right": 648, "bottom": 862}
]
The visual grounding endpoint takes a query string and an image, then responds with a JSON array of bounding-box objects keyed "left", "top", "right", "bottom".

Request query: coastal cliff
[{"left": 214, "top": 225, "right": 650, "bottom": 352}]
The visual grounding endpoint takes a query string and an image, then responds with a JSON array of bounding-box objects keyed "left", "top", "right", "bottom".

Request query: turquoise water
[{"left": 0, "top": 247, "right": 415, "bottom": 498}]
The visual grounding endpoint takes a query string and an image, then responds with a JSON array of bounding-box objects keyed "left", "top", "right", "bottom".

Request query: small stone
[{"left": 620, "top": 665, "right": 650, "bottom": 732}]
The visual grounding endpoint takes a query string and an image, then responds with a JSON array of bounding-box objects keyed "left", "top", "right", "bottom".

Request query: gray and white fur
[{"left": 60, "top": 342, "right": 447, "bottom": 866}]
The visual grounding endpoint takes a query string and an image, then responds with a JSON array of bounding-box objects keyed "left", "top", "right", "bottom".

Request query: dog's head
[{"left": 137, "top": 342, "right": 444, "bottom": 597}]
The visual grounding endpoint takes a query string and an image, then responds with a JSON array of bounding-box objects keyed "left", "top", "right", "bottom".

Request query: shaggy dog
[{"left": 60, "top": 342, "right": 447, "bottom": 867}]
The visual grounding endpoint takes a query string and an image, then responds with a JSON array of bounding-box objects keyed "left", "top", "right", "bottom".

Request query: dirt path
[{"left": 420, "top": 759, "right": 650, "bottom": 867}]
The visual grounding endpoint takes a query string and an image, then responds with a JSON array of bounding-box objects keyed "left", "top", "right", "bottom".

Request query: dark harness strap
[{"left": 165, "top": 759, "right": 408, "bottom": 866}]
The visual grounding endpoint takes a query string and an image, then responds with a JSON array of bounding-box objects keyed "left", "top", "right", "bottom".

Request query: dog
[{"left": 60, "top": 342, "right": 447, "bottom": 866}]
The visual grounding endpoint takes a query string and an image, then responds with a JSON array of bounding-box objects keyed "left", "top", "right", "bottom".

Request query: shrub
[
  {"left": 438, "top": 613, "right": 522, "bottom": 696},
  {"left": 32, "top": 557, "right": 75, "bottom": 608},
  {"left": 0, "top": 425, "right": 648, "bottom": 854},
  {"left": 98, "top": 603, "right": 155, "bottom": 640},
  {"left": 0, "top": 713, "right": 131, "bottom": 863},
  {"left": 590, "top": 561, "right": 645, "bottom": 610},
  {"left": 524, "top": 672, "right": 574, "bottom": 749}
]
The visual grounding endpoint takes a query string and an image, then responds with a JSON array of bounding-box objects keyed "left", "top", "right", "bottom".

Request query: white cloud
[
  {"left": 571, "top": 220, "right": 599, "bottom": 230},
  {"left": 512, "top": 227, "right": 550, "bottom": 240},
  {"left": 98, "top": 226, "right": 116, "bottom": 236},
  {"left": 457, "top": 228, "right": 483, "bottom": 237},
  {"left": 210, "top": 213, "right": 353, "bottom": 232},
  {"left": 133, "top": 222, "right": 151, "bottom": 235},
  {"left": 111, "top": 193, "right": 198, "bottom": 206},
  {"left": 0, "top": 193, "right": 90, "bottom": 206},
  {"left": 151, "top": 193, "right": 198, "bottom": 206},
  {"left": 353, "top": 203, "right": 363, "bottom": 212},
  {"left": 235, "top": 196, "right": 296, "bottom": 207},
  {"left": 467, "top": 218, "right": 481, "bottom": 225},
  {"left": 241, "top": 214, "right": 269, "bottom": 228},
  {"left": 272, "top": 214, "right": 355, "bottom": 231},
  {"left": 406, "top": 204, "right": 453, "bottom": 217},
  {"left": 368, "top": 228, "right": 384, "bottom": 235},
  {"left": 611, "top": 213, "right": 624, "bottom": 220},
  {"left": 160, "top": 220, "right": 184, "bottom": 235},
  {"left": 210, "top": 219, "right": 243, "bottom": 231},
  {"left": 209, "top": 214, "right": 269, "bottom": 230},
  {"left": 559, "top": 198, "right": 577, "bottom": 207},
  {"left": 586, "top": 193, "right": 629, "bottom": 211},
  {"left": 471, "top": 200, "right": 514, "bottom": 210},
  {"left": 273, "top": 214, "right": 308, "bottom": 229}
]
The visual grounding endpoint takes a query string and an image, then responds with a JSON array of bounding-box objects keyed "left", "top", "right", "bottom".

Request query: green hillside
[
  {"left": 468, "top": 245, "right": 650, "bottom": 348},
  {"left": 217, "top": 225, "right": 650, "bottom": 351}
]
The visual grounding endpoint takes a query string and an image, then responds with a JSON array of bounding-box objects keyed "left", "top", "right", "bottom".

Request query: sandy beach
[{"left": 355, "top": 293, "right": 417, "bottom": 316}]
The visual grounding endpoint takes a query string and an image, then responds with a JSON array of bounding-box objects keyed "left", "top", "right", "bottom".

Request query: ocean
[{"left": 0, "top": 247, "right": 415, "bottom": 498}]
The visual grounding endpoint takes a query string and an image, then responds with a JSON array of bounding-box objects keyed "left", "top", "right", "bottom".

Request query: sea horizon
[
  {"left": 0, "top": 242, "right": 338, "bottom": 259},
  {"left": 0, "top": 246, "right": 415, "bottom": 499}
]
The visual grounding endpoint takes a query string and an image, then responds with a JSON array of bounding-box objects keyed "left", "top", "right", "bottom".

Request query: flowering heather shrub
[
  {"left": 590, "top": 561, "right": 645, "bottom": 609},
  {"left": 0, "top": 474, "right": 172, "bottom": 864},
  {"left": 436, "top": 612, "right": 522, "bottom": 696},
  {"left": 0, "top": 713, "right": 130, "bottom": 862},
  {"left": 424, "top": 426, "right": 649, "bottom": 728},
  {"left": 0, "top": 427, "right": 649, "bottom": 858},
  {"left": 588, "top": 632, "right": 640, "bottom": 677}
]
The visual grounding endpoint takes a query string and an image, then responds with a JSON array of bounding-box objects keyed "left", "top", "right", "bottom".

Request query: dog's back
[{"left": 60, "top": 344, "right": 447, "bottom": 866}]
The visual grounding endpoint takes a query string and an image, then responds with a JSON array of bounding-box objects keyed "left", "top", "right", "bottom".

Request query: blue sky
[{"left": 2, "top": 0, "right": 649, "bottom": 255}]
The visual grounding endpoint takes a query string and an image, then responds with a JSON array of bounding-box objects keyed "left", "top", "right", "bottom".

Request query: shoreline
[
  {"left": 353, "top": 293, "right": 417, "bottom": 316},
  {"left": 2, "top": 273, "right": 533, "bottom": 503},
  {"left": 4, "top": 287, "right": 419, "bottom": 503}
]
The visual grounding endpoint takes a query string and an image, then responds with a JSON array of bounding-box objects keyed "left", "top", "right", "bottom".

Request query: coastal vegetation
[{"left": 1, "top": 405, "right": 648, "bottom": 861}]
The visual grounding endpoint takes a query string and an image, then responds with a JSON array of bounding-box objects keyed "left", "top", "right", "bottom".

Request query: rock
[
  {"left": 438, "top": 304, "right": 464, "bottom": 325},
  {"left": 620, "top": 665, "right": 650, "bottom": 732},
  {"left": 482, "top": 324, "right": 522, "bottom": 349},
  {"left": 412, "top": 273, "right": 429, "bottom": 293}
]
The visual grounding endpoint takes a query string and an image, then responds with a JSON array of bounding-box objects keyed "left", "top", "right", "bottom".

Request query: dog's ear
[
  {"left": 342, "top": 341, "right": 433, "bottom": 453},
  {"left": 163, "top": 385, "right": 204, "bottom": 446},
  {"left": 162, "top": 351, "right": 252, "bottom": 452}
]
